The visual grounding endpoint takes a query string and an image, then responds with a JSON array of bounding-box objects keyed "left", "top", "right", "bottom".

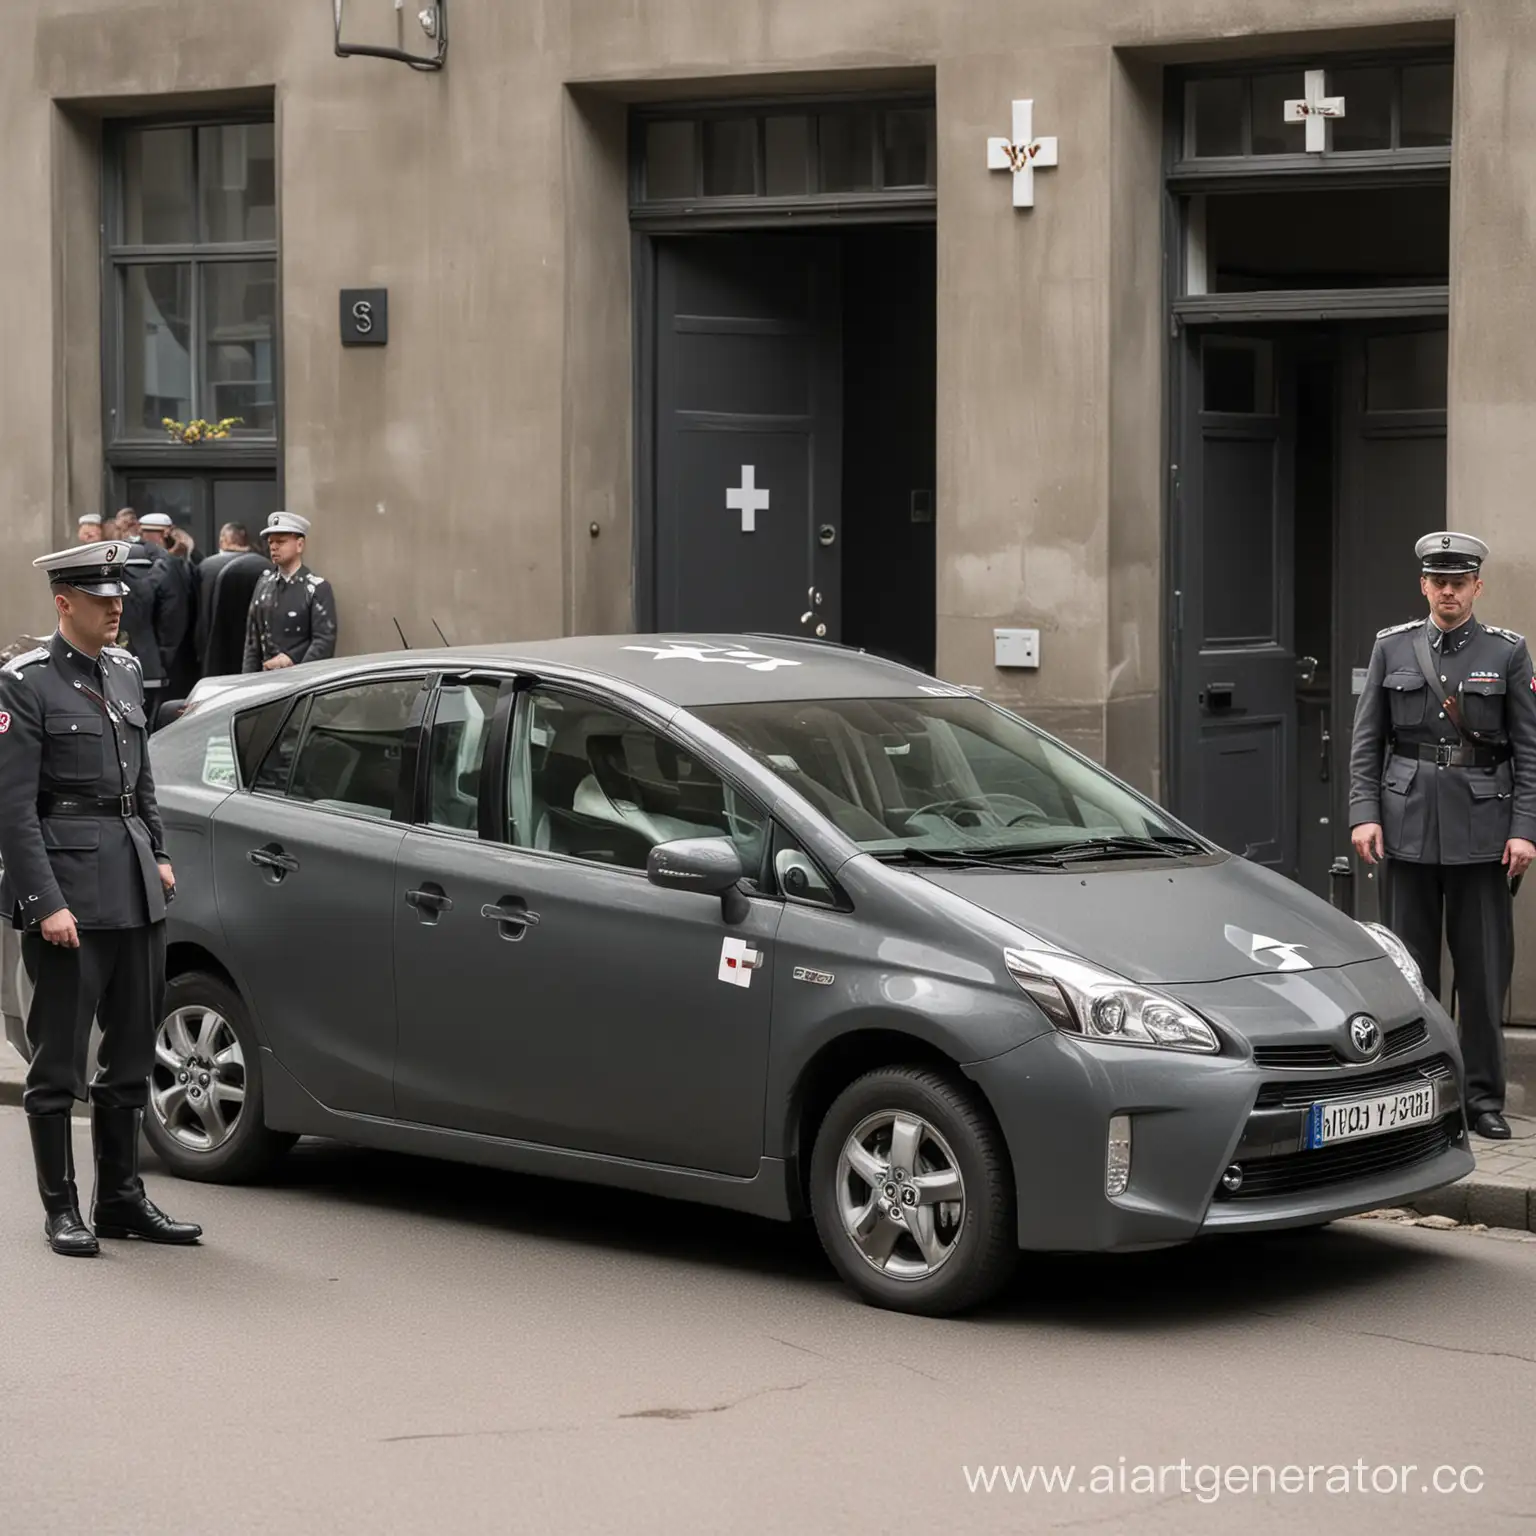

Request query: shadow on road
[{"left": 146, "top": 1136, "right": 1460, "bottom": 1325}]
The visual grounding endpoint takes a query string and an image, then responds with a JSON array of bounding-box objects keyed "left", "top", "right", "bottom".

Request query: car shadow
[{"left": 147, "top": 1137, "right": 1464, "bottom": 1325}]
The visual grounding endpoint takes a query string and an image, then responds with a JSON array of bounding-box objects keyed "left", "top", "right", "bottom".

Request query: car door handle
[
  {"left": 481, "top": 901, "right": 541, "bottom": 939},
  {"left": 406, "top": 888, "right": 454, "bottom": 914},
  {"left": 247, "top": 846, "right": 299, "bottom": 874}
]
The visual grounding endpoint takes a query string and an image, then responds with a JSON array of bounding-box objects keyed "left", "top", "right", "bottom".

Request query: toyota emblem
[{"left": 1348, "top": 1015, "right": 1383, "bottom": 1059}]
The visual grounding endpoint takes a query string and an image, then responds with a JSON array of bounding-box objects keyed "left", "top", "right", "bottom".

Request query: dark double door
[{"left": 1172, "top": 323, "right": 1448, "bottom": 898}]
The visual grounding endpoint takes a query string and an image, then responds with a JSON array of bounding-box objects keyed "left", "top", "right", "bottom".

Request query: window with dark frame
[{"left": 104, "top": 116, "right": 279, "bottom": 548}]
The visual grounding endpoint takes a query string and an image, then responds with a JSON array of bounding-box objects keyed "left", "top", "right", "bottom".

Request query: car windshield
[{"left": 694, "top": 694, "right": 1200, "bottom": 861}]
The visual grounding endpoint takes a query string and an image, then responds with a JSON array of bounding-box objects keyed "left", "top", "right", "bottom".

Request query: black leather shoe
[
  {"left": 90, "top": 1106, "right": 202, "bottom": 1246},
  {"left": 27, "top": 1113, "right": 99, "bottom": 1257},
  {"left": 1472, "top": 1110, "right": 1512, "bottom": 1140}
]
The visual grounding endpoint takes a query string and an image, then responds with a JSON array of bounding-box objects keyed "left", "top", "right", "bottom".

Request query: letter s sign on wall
[{"left": 340, "top": 288, "right": 389, "bottom": 346}]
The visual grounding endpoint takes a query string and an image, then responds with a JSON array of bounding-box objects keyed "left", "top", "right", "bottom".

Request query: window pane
[
  {"left": 122, "top": 265, "right": 192, "bottom": 435},
  {"left": 253, "top": 697, "right": 307, "bottom": 794},
  {"left": 645, "top": 121, "right": 696, "bottom": 199},
  {"left": 514, "top": 690, "right": 764, "bottom": 871},
  {"left": 213, "top": 476, "right": 279, "bottom": 533},
  {"left": 764, "top": 115, "right": 810, "bottom": 196},
  {"left": 202, "top": 260, "right": 277, "bottom": 434},
  {"left": 425, "top": 681, "right": 501, "bottom": 831},
  {"left": 288, "top": 680, "right": 422, "bottom": 816},
  {"left": 1187, "top": 77, "right": 1245, "bottom": 158},
  {"left": 235, "top": 698, "right": 295, "bottom": 787},
  {"left": 819, "top": 112, "right": 876, "bottom": 192},
  {"left": 124, "top": 477, "right": 194, "bottom": 528},
  {"left": 702, "top": 118, "right": 756, "bottom": 196},
  {"left": 122, "top": 128, "right": 194, "bottom": 244},
  {"left": 882, "top": 108, "right": 935, "bottom": 187},
  {"left": 1252, "top": 72, "right": 1307, "bottom": 155},
  {"left": 1203, "top": 337, "right": 1274, "bottom": 414},
  {"left": 1366, "top": 331, "right": 1448, "bottom": 411},
  {"left": 199, "top": 123, "right": 276, "bottom": 242},
  {"left": 1401, "top": 63, "right": 1453, "bottom": 148},
  {"left": 1329, "top": 68, "right": 1392, "bottom": 152}
]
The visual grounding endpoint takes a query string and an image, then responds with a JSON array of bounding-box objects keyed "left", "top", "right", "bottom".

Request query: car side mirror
[{"left": 647, "top": 837, "right": 749, "bottom": 924}]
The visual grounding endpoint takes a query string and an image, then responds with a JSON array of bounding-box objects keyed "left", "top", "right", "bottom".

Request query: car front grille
[
  {"left": 1250, "top": 1019, "right": 1429, "bottom": 1071},
  {"left": 1252, "top": 1053, "right": 1454, "bottom": 1110},
  {"left": 1214, "top": 1115, "right": 1458, "bottom": 1201}
]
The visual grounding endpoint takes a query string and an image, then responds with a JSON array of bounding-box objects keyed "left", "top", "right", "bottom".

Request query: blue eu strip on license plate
[{"left": 1304, "top": 1103, "right": 1325, "bottom": 1151}]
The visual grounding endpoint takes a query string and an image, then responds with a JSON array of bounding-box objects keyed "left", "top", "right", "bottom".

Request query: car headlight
[
  {"left": 1004, "top": 948, "right": 1220, "bottom": 1054},
  {"left": 1357, "top": 921, "right": 1425, "bottom": 1001}
]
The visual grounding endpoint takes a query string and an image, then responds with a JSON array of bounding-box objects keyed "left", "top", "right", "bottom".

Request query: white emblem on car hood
[{"left": 1224, "top": 924, "right": 1312, "bottom": 972}]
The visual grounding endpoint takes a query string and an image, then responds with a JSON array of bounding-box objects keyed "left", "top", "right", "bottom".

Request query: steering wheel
[
  {"left": 906, "top": 796, "right": 998, "bottom": 825},
  {"left": 1002, "top": 802, "right": 1052, "bottom": 826}
]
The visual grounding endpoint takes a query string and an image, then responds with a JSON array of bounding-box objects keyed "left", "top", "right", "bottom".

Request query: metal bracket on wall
[{"left": 333, "top": 0, "right": 448, "bottom": 71}]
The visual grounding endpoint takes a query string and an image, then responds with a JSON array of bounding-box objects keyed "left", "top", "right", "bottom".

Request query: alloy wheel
[{"left": 151, "top": 1005, "right": 246, "bottom": 1152}]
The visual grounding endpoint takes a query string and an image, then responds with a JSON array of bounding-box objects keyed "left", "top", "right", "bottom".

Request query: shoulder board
[
  {"left": 104, "top": 646, "right": 142, "bottom": 672},
  {"left": 1484, "top": 624, "right": 1524, "bottom": 644},
  {"left": 305, "top": 574, "right": 324, "bottom": 591},
  {"left": 1376, "top": 619, "right": 1420, "bottom": 639},
  {"left": 1, "top": 646, "right": 49, "bottom": 677}
]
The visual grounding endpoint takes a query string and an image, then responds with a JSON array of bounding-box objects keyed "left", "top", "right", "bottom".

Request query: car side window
[
  {"left": 508, "top": 687, "right": 766, "bottom": 874},
  {"left": 422, "top": 680, "right": 501, "bottom": 833},
  {"left": 771, "top": 827, "right": 841, "bottom": 909},
  {"left": 251, "top": 697, "right": 308, "bottom": 794},
  {"left": 282, "top": 677, "right": 424, "bottom": 819}
]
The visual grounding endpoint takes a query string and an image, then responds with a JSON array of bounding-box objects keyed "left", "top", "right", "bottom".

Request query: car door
[
  {"left": 210, "top": 672, "right": 428, "bottom": 1118},
  {"left": 391, "top": 678, "right": 782, "bottom": 1177}
]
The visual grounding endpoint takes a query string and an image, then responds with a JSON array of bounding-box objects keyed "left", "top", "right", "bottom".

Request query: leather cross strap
[{"left": 1410, "top": 625, "right": 1475, "bottom": 744}]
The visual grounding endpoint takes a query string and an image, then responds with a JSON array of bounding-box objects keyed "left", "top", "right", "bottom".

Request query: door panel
[
  {"left": 654, "top": 235, "right": 841, "bottom": 639},
  {"left": 1175, "top": 332, "right": 1298, "bottom": 872}
]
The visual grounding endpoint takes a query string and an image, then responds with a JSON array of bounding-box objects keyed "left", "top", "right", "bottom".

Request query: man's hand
[
  {"left": 157, "top": 861, "right": 176, "bottom": 891},
  {"left": 1351, "top": 822, "right": 1385, "bottom": 864},
  {"left": 40, "top": 908, "right": 79, "bottom": 948},
  {"left": 1504, "top": 838, "right": 1536, "bottom": 880},
  {"left": 261, "top": 654, "right": 295, "bottom": 671}
]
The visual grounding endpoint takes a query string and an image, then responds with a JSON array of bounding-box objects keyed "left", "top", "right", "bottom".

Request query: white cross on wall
[
  {"left": 1284, "top": 69, "right": 1347, "bottom": 153},
  {"left": 727, "top": 465, "right": 770, "bottom": 533},
  {"left": 987, "top": 99, "right": 1059, "bottom": 208}
]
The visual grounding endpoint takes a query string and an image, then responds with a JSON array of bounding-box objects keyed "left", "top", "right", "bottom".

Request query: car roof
[{"left": 192, "top": 634, "right": 958, "bottom": 710}]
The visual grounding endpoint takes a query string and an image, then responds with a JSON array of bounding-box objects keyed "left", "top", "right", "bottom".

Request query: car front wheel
[
  {"left": 809, "top": 1065, "right": 1018, "bottom": 1316},
  {"left": 144, "top": 972, "right": 296, "bottom": 1183}
]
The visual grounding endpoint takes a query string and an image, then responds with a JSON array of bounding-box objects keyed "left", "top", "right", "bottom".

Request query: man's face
[
  {"left": 56, "top": 588, "right": 124, "bottom": 650},
  {"left": 1421, "top": 571, "right": 1482, "bottom": 628},
  {"left": 266, "top": 533, "right": 302, "bottom": 568},
  {"left": 78, "top": 524, "right": 102, "bottom": 544}
]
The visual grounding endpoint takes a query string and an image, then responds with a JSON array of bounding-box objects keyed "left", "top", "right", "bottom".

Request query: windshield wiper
[
  {"left": 1013, "top": 834, "right": 1208, "bottom": 864},
  {"left": 871, "top": 846, "right": 1053, "bottom": 870}
]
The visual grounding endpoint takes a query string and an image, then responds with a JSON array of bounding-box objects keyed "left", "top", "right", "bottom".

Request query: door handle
[
  {"left": 481, "top": 900, "right": 541, "bottom": 940},
  {"left": 247, "top": 846, "right": 299, "bottom": 874},
  {"left": 1200, "top": 682, "right": 1236, "bottom": 712},
  {"left": 405, "top": 887, "right": 454, "bottom": 916}
]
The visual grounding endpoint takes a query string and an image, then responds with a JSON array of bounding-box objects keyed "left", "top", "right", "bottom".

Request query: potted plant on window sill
[{"left": 161, "top": 416, "right": 243, "bottom": 444}]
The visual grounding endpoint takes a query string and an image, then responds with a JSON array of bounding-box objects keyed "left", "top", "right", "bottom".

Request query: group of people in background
[{"left": 74, "top": 506, "right": 338, "bottom": 726}]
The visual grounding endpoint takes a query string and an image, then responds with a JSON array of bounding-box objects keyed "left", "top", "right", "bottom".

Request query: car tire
[
  {"left": 810, "top": 1065, "right": 1018, "bottom": 1316},
  {"left": 143, "top": 972, "right": 296, "bottom": 1183}
]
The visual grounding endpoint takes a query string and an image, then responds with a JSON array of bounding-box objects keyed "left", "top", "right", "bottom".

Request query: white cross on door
[
  {"left": 1284, "top": 69, "right": 1347, "bottom": 153},
  {"left": 987, "top": 99, "right": 1059, "bottom": 208},
  {"left": 726, "top": 465, "right": 770, "bottom": 533}
]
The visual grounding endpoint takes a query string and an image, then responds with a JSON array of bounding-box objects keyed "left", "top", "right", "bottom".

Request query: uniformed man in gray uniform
[
  {"left": 1349, "top": 531, "right": 1536, "bottom": 1141},
  {"left": 0, "top": 542, "right": 201, "bottom": 1255},
  {"left": 242, "top": 510, "right": 338, "bottom": 672}
]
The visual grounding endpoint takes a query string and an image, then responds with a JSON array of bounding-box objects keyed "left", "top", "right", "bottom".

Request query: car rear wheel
[
  {"left": 144, "top": 972, "right": 295, "bottom": 1183},
  {"left": 809, "top": 1065, "right": 1017, "bottom": 1316}
]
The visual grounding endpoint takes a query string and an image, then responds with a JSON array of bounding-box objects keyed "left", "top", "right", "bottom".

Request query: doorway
[
  {"left": 1170, "top": 321, "right": 1448, "bottom": 899},
  {"left": 643, "top": 227, "right": 937, "bottom": 671}
]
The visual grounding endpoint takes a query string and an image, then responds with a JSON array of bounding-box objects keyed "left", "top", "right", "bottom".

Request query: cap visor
[{"left": 58, "top": 579, "right": 131, "bottom": 597}]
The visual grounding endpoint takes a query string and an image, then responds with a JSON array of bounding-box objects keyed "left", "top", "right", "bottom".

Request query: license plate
[{"left": 1304, "top": 1085, "right": 1436, "bottom": 1149}]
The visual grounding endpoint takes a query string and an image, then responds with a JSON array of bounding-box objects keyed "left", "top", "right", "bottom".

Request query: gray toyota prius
[{"left": 132, "top": 635, "right": 1470, "bottom": 1313}]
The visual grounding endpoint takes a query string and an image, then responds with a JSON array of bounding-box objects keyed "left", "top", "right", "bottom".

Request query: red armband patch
[{"left": 0, "top": 710, "right": 10, "bottom": 734}]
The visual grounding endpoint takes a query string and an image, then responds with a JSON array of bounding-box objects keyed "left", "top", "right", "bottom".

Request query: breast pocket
[
  {"left": 1384, "top": 669, "right": 1430, "bottom": 731},
  {"left": 45, "top": 715, "right": 104, "bottom": 782},
  {"left": 1461, "top": 676, "right": 1506, "bottom": 735}
]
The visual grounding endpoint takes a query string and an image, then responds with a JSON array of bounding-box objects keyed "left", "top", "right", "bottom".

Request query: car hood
[{"left": 914, "top": 853, "right": 1382, "bottom": 985}]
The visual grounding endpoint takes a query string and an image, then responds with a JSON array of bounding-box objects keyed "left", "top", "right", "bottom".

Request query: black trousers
[
  {"left": 1381, "top": 859, "right": 1509, "bottom": 1114},
  {"left": 20, "top": 924, "right": 165, "bottom": 1117}
]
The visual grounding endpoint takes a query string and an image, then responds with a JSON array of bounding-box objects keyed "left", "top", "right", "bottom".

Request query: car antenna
[
  {"left": 392, "top": 617, "right": 411, "bottom": 649},
  {"left": 431, "top": 617, "right": 451, "bottom": 646}
]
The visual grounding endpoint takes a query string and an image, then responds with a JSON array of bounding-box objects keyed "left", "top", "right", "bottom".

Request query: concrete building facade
[{"left": 3, "top": 0, "right": 1535, "bottom": 1004}]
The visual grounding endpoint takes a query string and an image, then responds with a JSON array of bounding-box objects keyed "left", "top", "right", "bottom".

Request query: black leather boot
[
  {"left": 90, "top": 1106, "right": 202, "bottom": 1245},
  {"left": 28, "top": 1113, "right": 99, "bottom": 1257}
]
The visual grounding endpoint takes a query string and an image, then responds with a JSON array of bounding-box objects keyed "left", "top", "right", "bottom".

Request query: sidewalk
[{"left": 3, "top": 1040, "right": 1535, "bottom": 1227}]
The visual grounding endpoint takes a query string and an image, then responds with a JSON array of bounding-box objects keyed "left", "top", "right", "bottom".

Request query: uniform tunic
[
  {"left": 0, "top": 633, "right": 169, "bottom": 1113},
  {"left": 242, "top": 563, "right": 338, "bottom": 671}
]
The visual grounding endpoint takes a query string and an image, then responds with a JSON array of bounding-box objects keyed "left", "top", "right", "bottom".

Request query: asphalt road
[{"left": 0, "top": 1107, "right": 1532, "bottom": 1535}]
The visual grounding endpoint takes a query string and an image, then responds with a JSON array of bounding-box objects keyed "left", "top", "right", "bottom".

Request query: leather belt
[
  {"left": 1392, "top": 743, "right": 1512, "bottom": 769},
  {"left": 38, "top": 791, "right": 137, "bottom": 818}
]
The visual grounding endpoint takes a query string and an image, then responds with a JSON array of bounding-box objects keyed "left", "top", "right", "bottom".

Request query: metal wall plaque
[{"left": 341, "top": 289, "right": 388, "bottom": 346}]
